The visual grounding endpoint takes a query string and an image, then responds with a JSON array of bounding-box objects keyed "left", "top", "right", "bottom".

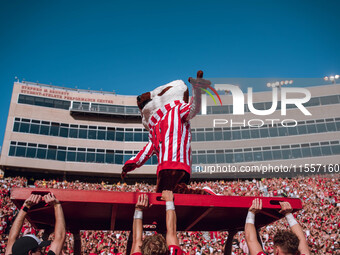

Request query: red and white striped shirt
[{"left": 125, "top": 100, "right": 192, "bottom": 175}]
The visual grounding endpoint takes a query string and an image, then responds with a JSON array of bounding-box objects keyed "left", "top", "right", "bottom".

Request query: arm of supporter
[
  {"left": 44, "top": 193, "right": 66, "bottom": 255},
  {"left": 279, "top": 202, "right": 311, "bottom": 255},
  {"left": 5, "top": 194, "right": 42, "bottom": 255},
  {"left": 122, "top": 140, "right": 154, "bottom": 178},
  {"left": 161, "top": 190, "right": 179, "bottom": 247},
  {"left": 244, "top": 198, "right": 264, "bottom": 255},
  {"left": 131, "top": 194, "right": 149, "bottom": 254}
]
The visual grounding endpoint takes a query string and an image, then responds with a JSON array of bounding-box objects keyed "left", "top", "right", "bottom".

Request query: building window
[
  {"left": 297, "top": 125, "right": 307, "bottom": 135},
  {"left": 47, "top": 146, "right": 57, "bottom": 160},
  {"left": 77, "top": 149, "right": 86, "bottom": 162},
  {"left": 40, "top": 124, "right": 50, "bottom": 135},
  {"left": 250, "top": 129, "right": 260, "bottom": 139},
  {"left": 9, "top": 145, "right": 16, "bottom": 156},
  {"left": 7, "top": 139, "right": 340, "bottom": 166},
  {"left": 244, "top": 152, "right": 253, "bottom": 162},
  {"left": 96, "top": 151, "right": 105, "bottom": 163},
  {"left": 107, "top": 128, "right": 115, "bottom": 141},
  {"left": 78, "top": 128, "right": 88, "bottom": 139},
  {"left": 60, "top": 125, "right": 69, "bottom": 138},
  {"left": 97, "top": 128, "right": 106, "bottom": 140},
  {"left": 241, "top": 130, "right": 250, "bottom": 139},
  {"left": 116, "top": 129, "right": 124, "bottom": 141},
  {"left": 50, "top": 123, "right": 60, "bottom": 136},
  {"left": 301, "top": 147, "right": 311, "bottom": 158},
  {"left": 269, "top": 127, "right": 278, "bottom": 137},
  {"left": 67, "top": 149, "right": 76, "bottom": 162},
  {"left": 69, "top": 127, "right": 79, "bottom": 138},
  {"left": 106, "top": 150, "right": 115, "bottom": 164},
  {"left": 196, "top": 132, "right": 205, "bottom": 142},
  {"left": 57, "top": 148, "right": 67, "bottom": 161},
  {"left": 311, "top": 147, "right": 322, "bottom": 157},
  {"left": 115, "top": 153, "right": 123, "bottom": 164},
  {"left": 88, "top": 127, "right": 97, "bottom": 140},
  {"left": 86, "top": 149, "right": 96, "bottom": 162}
]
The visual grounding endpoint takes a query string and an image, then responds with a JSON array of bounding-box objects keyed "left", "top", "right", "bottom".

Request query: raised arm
[
  {"left": 130, "top": 194, "right": 149, "bottom": 254},
  {"left": 186, "top": 70, "right": 212, "bottom": 121},
  {"left": 5, "top": 194, "right": 42, "bottom": 255},
  {"left": 244, "top": 198, "right": 264, "bottom": 255},
  {"left": 279, "top": 202, "right": 310, "bottom": 255},
  {"left": 44, "top": 193, "right": 66, "bottom": 255},
  {"left": 122, "top": 140, "right": 155, "bottom": 179},
  {"left": 161, "top": 190, "right": 179, "bottom": 247}
]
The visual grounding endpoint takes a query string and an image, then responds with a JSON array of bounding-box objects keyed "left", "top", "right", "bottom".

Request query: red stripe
[
  {"left": 188, "top": 146, "right": 191, "bottom": 168},
  {"left": 176, "top": 107, "right": 182, "bottom": 162},
  {"left": 167, "top": 109, "right": 175, "bottom": 161},
  {"left": 156, "top": 108, "right": 164, "bottom": 119},
  {"left": 164, "top": 104, "right": 172, "bottom": 112},
  {"left": 181, "top": 105, "right": 190, "bottom": 120},
  {"left": 151, "top": 116, "right": 157, "bottom": 124},
  {"left": 183, "top": 124, "right": 189, "bottom": 164},
  {"left": 164, "top": 110, "right": 170, "bottom": 162}
]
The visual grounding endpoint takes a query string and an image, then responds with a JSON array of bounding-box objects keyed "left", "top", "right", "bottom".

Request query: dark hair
[
  {"left": 140, "top": 234, "right": 167, "bottom": 255},
  {"left": 273, "top": 230, "right": 299, "bottom": 254}
]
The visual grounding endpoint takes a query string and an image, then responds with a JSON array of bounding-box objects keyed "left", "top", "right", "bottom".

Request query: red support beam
[{"left": 11, "top": 188, "right": 302, "bottom": 231}]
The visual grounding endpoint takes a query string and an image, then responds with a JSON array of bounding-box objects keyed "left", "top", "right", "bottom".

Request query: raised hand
[
  {"left": 23, "top": 194, "right": 42, "bottom": 209},
  {"left": 279, "top": 201, "right": 293, "bottom": 215},
  {"left": 161, "top": 190, "right": 174, "bottom": 202},
  {"left": 135, "top": 194, "right": 149, "bottom": 211},
  {"left": 188, "top": 70, "right": 211, "bottom": 90},
  {"left": 249, "top": 198, "right": 262, "bottom": 214},
  {"left": 121, "top": 163, "right": 137, "bottom": 179},
  {"left": 43, "top": 193, "right": 60, "bottom": 206}
]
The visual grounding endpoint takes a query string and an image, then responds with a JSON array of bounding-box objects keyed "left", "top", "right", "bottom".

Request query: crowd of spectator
[{"left": 0, "top": 174, "right": 339, "bottom": 254}]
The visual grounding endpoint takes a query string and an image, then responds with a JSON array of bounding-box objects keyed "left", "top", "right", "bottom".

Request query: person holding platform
[
  {"left": 5, "top": 193, "right": 66, "bottom": 255},
  {"left": 244, "top": 198, "right": 310, "bottom": 255},
  {"left": 130, "top": 191, "right": 183, "bottom": 255}
]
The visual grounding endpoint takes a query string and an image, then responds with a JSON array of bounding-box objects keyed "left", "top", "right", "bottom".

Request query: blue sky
[{"left": 0, "top": 0, "right": 339, "bottom": 147}]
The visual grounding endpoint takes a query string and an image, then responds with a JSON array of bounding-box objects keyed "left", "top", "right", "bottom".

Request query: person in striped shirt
[{"left": 122, "top": 71, "right": 210, "bottom": 194}]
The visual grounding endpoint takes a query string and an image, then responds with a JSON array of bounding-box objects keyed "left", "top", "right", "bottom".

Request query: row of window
[
  {"left": 193, "top": 141, "right": 340, "bottom": 164},
  {"left": 192, "top": 120, "right": 340, "bottom": 142},
  {"left": 9, "top": 141, "right": 157, "bottom": 165},
  {"left": 13, "top": 118, "right": 149, "bottom": 142},
  {"left": 18, "top": 94, "right": 140, "bottom": 116},
  {"left": 18, "top": 94, "right": 71, "bottom": 110},
  {"left": 71, "top": 101, "right": 140, "bottom": 115},
  {"left": 13, "top": 117, "right": 340, "bottom": 142},
  {"left": 18, "top": 93, "right": 340, "bottom": 116},
  {"left": 8, "top": 140, "right": 340, "bottom": 165}
]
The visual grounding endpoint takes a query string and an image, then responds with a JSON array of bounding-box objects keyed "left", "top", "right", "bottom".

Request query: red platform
[{"left": 10, "top": 188, "right": 302, "bottom": 232}]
